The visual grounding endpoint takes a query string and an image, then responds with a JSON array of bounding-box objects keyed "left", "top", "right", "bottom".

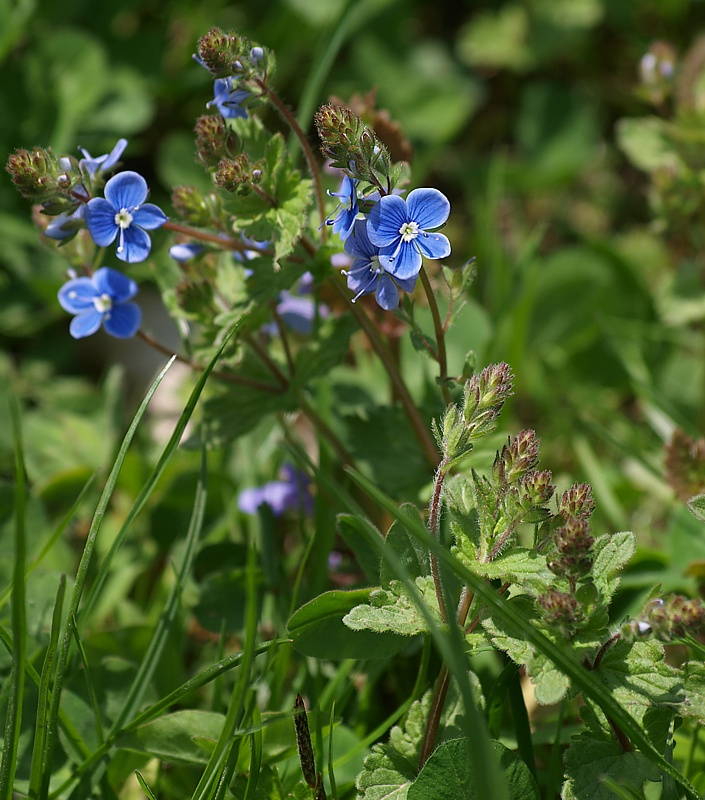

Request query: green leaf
[
  {"left": 407, "top": 739, "right": 540, "bottom": 800},
  {"left": 454, "top": 541, "right": 553, "bottom": 593},
  {"left": 287, "top": 589, "right": 409, "bottom": 660},
  {"left": 344, "top": 578, "right": 441, "bottom": 637},
  {"left": 380, "top": 505, "right": 431, "bottom": 588},
  {"left": 118, "top": 710, "right": 226, "bottom": 765},
  {"left": 615, "top": 117, "right": 681, "bottom": 175},
  {"left": 336, "top": 514, "right": 382, "bottom": 585},
  {"left": 591, "top": 532, "right": 636, "bottom": 602},
  {"left": 562, "top": 733, "right": 661, "bottom": 800},
  {"left": 686, "top": 493, "right": 705, "bottom": 523},
  {"left": 294, "top": 315, "right": 358, "bottom": 385}
]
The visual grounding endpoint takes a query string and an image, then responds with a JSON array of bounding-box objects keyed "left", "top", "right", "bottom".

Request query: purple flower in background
[
  {"left": 84, "top": 171, "right": 167, "bottom": 263},
  {"left": 208, "top": 77, "right": 249, "bottom": 119},
  {"left": 169, "top": 243, "right": 206, "bottom": 262},
  {"left": 58, "top": 267, "right": 141, "bottom": 339},
  {"left": 238, "top": 464, "right": 313, "bottom": 517},
  {"left": 324, "top": 175, "right": 358, "bottom": 241},
  {"left": 367, "top": 188, "right": 450, "bottom": 280},
  {"left": 79, "top": 138, "right": 128, "bottom": 177},
  {"left": 343, "top": 219, "right": 416, "bottom": 310}
]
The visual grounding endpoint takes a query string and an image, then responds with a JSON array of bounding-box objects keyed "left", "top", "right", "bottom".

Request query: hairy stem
[
  {"left": 419, "top": 267, "right": 451, "bottom": 405},
  {"left": 255, "top": 78, "right": 327, "bottom": 234}
]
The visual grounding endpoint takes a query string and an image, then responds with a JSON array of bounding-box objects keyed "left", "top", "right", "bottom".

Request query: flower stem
[
  {"left": 136, "top": 330, "right": 283, "bottom": 394},
  {"left": 419, "top": 267, "right": 451, "bottom": 405},
  {"left": 331, "top": 275, "right": 440, "bottom": 469},
  {"left": 428, "top": 458, "right": 450, "bottom": 625},
  {"left": 295, "top": 391, "right": 356, "bottom": 466},
  {"left": 255, "top": 78, "right": 327, "bottom": 235},
  {"left": 162, "top": 220, "right": 249, "bottom": 251},
  {"left": 243, "top": 333, "right": 289, "bottom": 389},
  {"left": 270, "top": 303, "right": 296, "bottom": 378}
]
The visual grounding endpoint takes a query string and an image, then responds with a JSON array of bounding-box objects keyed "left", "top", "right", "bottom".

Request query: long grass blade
[
  {"left": 0, "top": 395, "right": 28, "bottom": 800},
  {"left": 28, "top": 575, "right": 66, "bottom": 800}
]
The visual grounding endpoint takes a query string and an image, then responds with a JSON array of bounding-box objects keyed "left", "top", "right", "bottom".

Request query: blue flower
[
  {"left": 58, "top": 267, "right": 141, "bottom": 339},
  {"left": 79, "top": 138, "right": 128, "bottom": 177},
  {"left": 207, "top": 77, "right": 249, "bottom": 119},
  {"left": 367, "top": 188, "right": 451, "bottom": 280},
  {"left": 84, "top": 171, "right": 167, "bottom": 263},
  {"left": 238, "top": 464, "right": 313, "bottom": 516},
  {"left": 343, "top": 219, "right": 417, "bottom": 310},
  {"left": 324, "top": 175, "right": 358, "bottom": 241},
  {"left": 44, "top": 207, "right": 85, "bottom": 240}
]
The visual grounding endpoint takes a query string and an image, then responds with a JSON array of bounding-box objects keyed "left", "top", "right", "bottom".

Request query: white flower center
[
  {"left": 114, "top": 208, "right": 134, "bottom": 229},
  {"left": 93, "top": 293, "right": 113, "bottom": 313},
  {"left": 399, "top": 221, "right": 419, "bottom": 242}
]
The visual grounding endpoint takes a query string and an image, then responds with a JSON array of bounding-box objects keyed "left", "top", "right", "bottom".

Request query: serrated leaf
[
  {"left": 287, "top": 589, "right": 409, "bottom": 660},
  {"left": 454, "top": 542, "right": 553, "bottom": 593},
  {"left": 680, "top": 660, "right": 705, "bottom": 722},
  {"left": 343, "top": 578, "right": 441, "bottom": 637},
  {"left": 686, "top": 493, "right": 705, "bottom": 523},
  {"left": 591, "top": 532, "right": 636, "bottom": 602},
  {"left": 380, "top": 505, "right": 431, "bottom": 588},
  {"left": 407, "top": 738, "right": 539, "bottom": 800},
  {"left": 561, "top": 733, "right": 661, "bottom": 800}
]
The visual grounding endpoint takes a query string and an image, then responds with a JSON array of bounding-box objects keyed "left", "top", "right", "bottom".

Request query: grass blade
[
  {"left": 28, "top": 575, "right": 66, "bottom": 800},
  {"left": 0, "top": 395, "right": 28, "bottom": 800}
]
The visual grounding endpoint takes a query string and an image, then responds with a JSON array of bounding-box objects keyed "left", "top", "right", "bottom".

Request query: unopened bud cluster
[
  {"left": 536, "top": 589, "right": 583, "bottom": 637},
  {"left": 630, "top": 595, "right": 705, "bottom": 642},
  {"left": 6, "top": 147, "right": 80, "bottom": 203},
  {"left": 171, "top": 185, "right": 223, "bottom": 228},
  {"left": 315, "top": 104, "right": 393, "bottom": 187},
  {"left": 196, "top": 27, "right": 271, "bottom": 81},
  {"left": 214, "top": 155, "right": 263, "bottom": 194},
  {"left": 548, "top": 518, "right": 595, "bottom": 589},
  {"left": 433, "top": 363, "right": 514, "bottom": 467},
  {"left": 195, "top": 115, "right": 239, "bottom": 168}
]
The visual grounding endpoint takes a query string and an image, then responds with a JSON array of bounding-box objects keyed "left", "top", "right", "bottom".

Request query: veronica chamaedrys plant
[
  {"left": 84, "top": 170, "right": 167, "bottom": 262},
  {"left": 57, "top": 267, "right": 141, "bottom": 339},
  {"left": 324, "top": 174, "right": 359, "bottom": 241}
]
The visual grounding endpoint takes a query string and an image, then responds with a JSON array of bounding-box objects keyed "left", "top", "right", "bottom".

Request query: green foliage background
[{"left": 3, "top": 0, "right": 705, "bottom": 797}]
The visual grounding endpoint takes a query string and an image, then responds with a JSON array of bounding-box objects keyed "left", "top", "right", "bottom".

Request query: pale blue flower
[
  {"left": 367, "top": 188, "right": 451, "bottom": 280},
  {"left": 343, "top": 219, "right": 416, "bottom": 310},
  {"left": 238, "top": 464, "right": 313, "bottom": 516},
  {"left": 58, "top": 267, "right": 141, "bottom": 339},
  {"left": 84, "top": 171, "right": 167, "bottom": 263},
  {"left": 208, "top": 77, "right": 249, "bottom": 119},
  {"left": 79, "top": 138, "right": 128, "bottom": 177},
  {"left": 324, "top": 175, "right": 358, "bottom": 241}
]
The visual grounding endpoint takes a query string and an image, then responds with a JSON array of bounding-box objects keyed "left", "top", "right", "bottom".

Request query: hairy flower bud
[
  {"left": 536, "top": 588, "right": 581, "bottom": 633},
  {"left": 558, "top": 483, "right": 595, "bottom": 521},
  {"left": 548, "top": 518, "right": 594, "bottom": 583},
  {"left": 6, "top": 147, "right": 78, "bottom": 202},
  {"left": 196, "top": 27, "right": 246, "bottom": 77},
  {"left": 172, "top": 185, "right": 217, "bottom": 227},
  {"left": 195, "top": 115, "right": 239, "bottom": 168},
  {"left": 462, "top": 362, "right": 514, "bottom": 438},
  {"left": 214, "top": 155, "right": 260, "bottom": 193}
]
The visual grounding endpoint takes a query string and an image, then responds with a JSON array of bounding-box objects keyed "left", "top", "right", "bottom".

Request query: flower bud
[
  {"left": 172, "top": 185, "right": 217, "bottom": 227},
  {"left": 196, "top": 27, "right": 246, "bottom": 77},
  {"left": 558, "top": 483, "right": 595, "bottom": 521},
  {"left": 461, "top": 362, "right": 514, "bottom": 437},
  {"left": 214, "top": 155, "right": 260, "bottom": 193},
  {"left": 194, "top": 114, "right": 239, "bottom": 168},
  {"left": 6, "top": 147, "right": 74, "bottom": 202}
]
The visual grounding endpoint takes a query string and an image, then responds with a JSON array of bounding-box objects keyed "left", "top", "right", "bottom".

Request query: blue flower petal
[
  {"left": 375, "top": 274, "right": 400, "bottom": 310},
  {"left": 367, "top": 194, "right": 409, "bottom": 247},
  {"left": 100, "top": 138, "right": 128, "bottom": 173},
  {"left": 344, "top": 219, "right": 377, "bottom": 259},
  {"left": 103, "top": 302, "right": 141, "bottom": 338},
  {"left": 170, "top": 243, "right": 205, "bottom": 262},
  {"left": 45, "top": 210, "right": 82, "bottom": 240},
  {"left": 331, "top": 206, "right": 358, "bottom": 240},
  {"left": 380, "top": 241, "right": 422, "bottom": 280},
  {"left": 406, "top": 188, "right": 450, "bottom": 231},
  {"left": 85, "top": 198, "right": 119, "bottom": 246},
  {"left": 395, "top": 274, "right": 418, "bottom": 293},
  {"left": 345, "top": 261, "right": 377, "bottom": 295},
  {"left": 104, "top": 171, "right": 149, "bottom": 210},
  {"left": 276, "top": 294, "right": 316, "bottom": 335},
  {"left": 118, "top": 225, "right": 152, "bottom": 263},
  {"left": 132, "top": 203, "right": 167, "bottom": 230},
  {"left": 58, "top": 277, "right": 98, "bottom": 313},
  {"left": 417, "top": 231, "right": 451, "bottom": 260},
  {"left": 69, "top": 310, "right": 103, "bottom": 339},
  {"left": 93, "top": 267, "right": 138, "bottom": 303}
]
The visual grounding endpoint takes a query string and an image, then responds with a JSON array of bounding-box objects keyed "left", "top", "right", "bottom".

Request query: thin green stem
[
  {"left": 162, "top": 220, "right": 246, "bottom": 250},
  {"left": 244, "top": 333, "right": 290, "bottom": 389},
  {"left": 256, "top": 78, "right": 327, "bottom": 234},
  {"left": 136, "top": 330, "right": 284, "bottom": 394},
  {"left": 419, "top": 267, "right": 451, "bottom": 405},
  {"left": 295, "top": 392, "right": 356, "bottom": 466},
  {"left": 331, "top": 276, "right": 439, "bottom": 469},
  {"left": 271, "top": 303, "right": 296, "bottom": 378}
]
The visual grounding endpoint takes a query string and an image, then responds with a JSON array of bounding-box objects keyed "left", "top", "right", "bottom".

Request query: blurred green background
[{"left": 3, "top": 0, "right": 705, "bottom": 605}]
